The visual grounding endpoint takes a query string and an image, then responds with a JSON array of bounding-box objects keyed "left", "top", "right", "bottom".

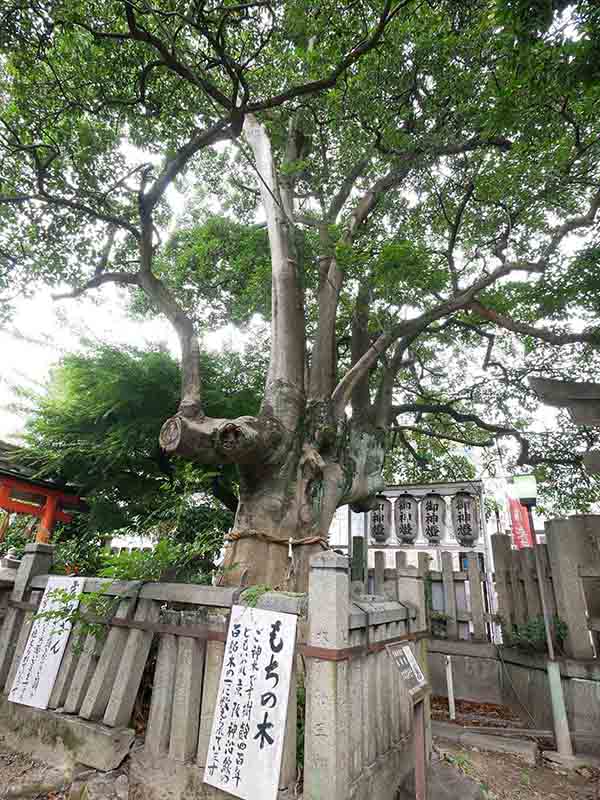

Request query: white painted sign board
[
  {"left": 204, "top": 604, "right": 297, "bottom": 800},
  {"left": 386, "top": 642, "right": 427, "bottom": 695},
  {"left": 9, "top": 576, "right": 85, "bottom": 709}
]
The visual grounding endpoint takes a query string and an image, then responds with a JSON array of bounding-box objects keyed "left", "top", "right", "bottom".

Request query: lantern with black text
[
  {"left": 370, "top": 496, "right": 392, "bottom": 543},
  {"left": 451, "top": 491, "right": 480, "bottom": 547},
  {"left": 421, "top": 493, "right": 446, "bottom": 544},
  {"left": 394, "top": 493, "right": 419, "bottom": 544}
]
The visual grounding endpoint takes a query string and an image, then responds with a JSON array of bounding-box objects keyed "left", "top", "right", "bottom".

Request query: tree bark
[{"left": 216, "top": 419, "right": 386, "bottom": 591}]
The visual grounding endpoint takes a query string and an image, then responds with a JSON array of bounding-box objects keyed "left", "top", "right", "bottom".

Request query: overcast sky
[{"left": 0, "top": 286, "right": 180, "bottom": 441}]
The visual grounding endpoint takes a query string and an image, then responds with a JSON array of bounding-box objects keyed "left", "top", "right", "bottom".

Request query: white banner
[
  {"left": 9, "top": 575, "right": 85, "bottom": 709},
  {"left": 204, "top": 604, "right": 297, "bottom": 800}
]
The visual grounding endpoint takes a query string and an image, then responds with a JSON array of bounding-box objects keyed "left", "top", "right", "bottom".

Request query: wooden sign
[
  {"left": 204, "top": 604, "right": 297, "bottom": 800},
  {"left": 9, "top": 576, "right": 84, "bottom": 709},
  {"left": 386, "top": 642, "right": 427, "bottom": 695}
]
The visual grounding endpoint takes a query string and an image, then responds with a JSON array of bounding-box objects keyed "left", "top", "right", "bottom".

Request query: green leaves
[
  {"left": 18, "top": 338, "right": 266, "bottom": 545},
  {"left": 374, "top": 239, "right": 449, "bottom": 300}
]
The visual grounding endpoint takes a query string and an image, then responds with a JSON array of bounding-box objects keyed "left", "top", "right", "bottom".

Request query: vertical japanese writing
[
  {"left": 9, "top": 576, "right": 84, "bottom": 710},
  {"left": 204, "top": 605, "right": 297, "bottom": 800}
]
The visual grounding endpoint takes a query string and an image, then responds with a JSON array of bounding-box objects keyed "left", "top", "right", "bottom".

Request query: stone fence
[
  {"left": 0, "top": 544, "right": 428, "bottom": 800},
  {"left": 493, "top": 516, "right": 600, "bottom": 659},
  {"left": 361, "top": 548, "right": 491, "bottom": 644},
  {"left": 361, "top": 514, "right": 600, "bottom": 659}
]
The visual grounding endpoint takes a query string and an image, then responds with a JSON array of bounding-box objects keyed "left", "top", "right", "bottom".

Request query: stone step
[{"left": 433, "top": 720, "right": 539, "bottom": 765}]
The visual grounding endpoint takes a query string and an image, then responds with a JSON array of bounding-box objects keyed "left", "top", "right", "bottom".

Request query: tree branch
[
  {"left": 52, "top": 271, "right": 140, "bottom": 299},
  {"left": 243, "top": 114, "right": 305, "bottom": 426},
  {"left": 143, "top": 120, "right": 232, "bottom": 212},
  {"left": 246, "top": 0, "right": 406, "bottom": 113},
  {"left": 469, "top": 301, "right": 600, "bottom": 346}
]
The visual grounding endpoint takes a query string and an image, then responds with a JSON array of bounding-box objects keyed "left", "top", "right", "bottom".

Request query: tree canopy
[{"left": 2, "top": 1, "right": 600, "bottom": 585}]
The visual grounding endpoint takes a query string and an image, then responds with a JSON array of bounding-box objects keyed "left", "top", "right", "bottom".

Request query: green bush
[{"left": 504, "top": 615, "right": 568, "bottom": 653}]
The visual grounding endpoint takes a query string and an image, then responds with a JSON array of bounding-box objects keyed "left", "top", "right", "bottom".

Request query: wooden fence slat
[
  {"left": 522, "top": 548, "right": 542, "bottom": 619},
  {"left": 103, "top": 599, "right": 160, "bottom": 728},
  {"left": 169, "top": 633, "right": 206, "bottom": 762},
  {"left": 467, "top": 553, "right": 486, "bottom": 641},
  {"left": 48, "top": 621, "right": 84, "bottom": 709},
  {"left": 145, "top": 630, "right": 178, "bottom": 755},
  {"left": 441, "top": 552, "right": 458, "bottom": 639},
  {"left": 491, "top": 534, "right": 513, "bottom": 629},
  {"left": 63, "top": 631, "right": 103, "bottom": 714},
  {"left": 279, "top": 662, "right": 297, "bottom": 794},
  {"left": 538, "top": 544, "right": 557, "bottom": 619},
  {"left": 196, "top": 639, "right": 225, "bottom": 767},
  {"left": 79, "top": 598, "right": 134, "bottom": 721},
  {"left": 4, "top": 608, "right": 35, "bottom": 695},
  {"left": 510, "top": 550, "right": 527, "bottom": 627}
]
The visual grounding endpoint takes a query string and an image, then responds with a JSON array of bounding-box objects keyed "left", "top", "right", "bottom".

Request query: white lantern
[
  {"left": 451, "top": 491, "right": 480, "bottom": 547},
  {"left": 421, "top": 493, "right": 446, "bottom": 544},
  {"left": 370, "top": 496, "right": 392, "bottom": 543},
  {"left": 394, "top": 493, "right": 419, "bottom": 544}
]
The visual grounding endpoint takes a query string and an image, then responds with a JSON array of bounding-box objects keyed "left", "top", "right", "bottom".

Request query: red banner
[{"left": 507, "top": 496, "right": 534, "bottom": 549}]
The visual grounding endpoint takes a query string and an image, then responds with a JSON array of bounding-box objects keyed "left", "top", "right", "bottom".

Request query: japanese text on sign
[
  {"left": 204, "top": 604, "right": 297, "bottom": 800},
  {"left": 9, "top": 576, "right": 84, "bottom": 709},
  {"left": 386, "top": 643, "right": 427, "bottom": 695}
]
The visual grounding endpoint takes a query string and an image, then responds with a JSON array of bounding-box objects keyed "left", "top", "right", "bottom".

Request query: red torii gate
[{"left": 0, "top": 446, "right": 86, "bottom": 543}]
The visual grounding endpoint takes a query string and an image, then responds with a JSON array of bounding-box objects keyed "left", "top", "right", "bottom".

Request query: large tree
[{"left": 2, "top": 1, "right": 600, "bottom": 588}]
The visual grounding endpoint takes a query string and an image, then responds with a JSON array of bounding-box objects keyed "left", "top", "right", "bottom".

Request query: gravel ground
[
  {"left": 436, "top": 739, "right": 600, "bottom": 800},
  {"left": 0, "top": 738, "right": 67, "bottom": 799}
]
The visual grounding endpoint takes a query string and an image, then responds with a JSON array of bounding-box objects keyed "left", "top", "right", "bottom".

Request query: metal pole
[
  {"left": 414, "top": 699, "right": 427, "bottom": 800},
  {"left": 445, "top": 655, "right": 456, "bottom": 720},
  {"left": 527, "top": 506, "right": 573, "bottom": 756},
  {"left": 363, "top": 510, "right": 369, "bottom": 595}
]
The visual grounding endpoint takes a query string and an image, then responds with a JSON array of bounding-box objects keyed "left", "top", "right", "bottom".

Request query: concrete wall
[
  {"left": 429, "top": 639, "right": 600, "bottom": 754},
  {"left": 428, "top": 640, "right": 503, "bottom": 705}
]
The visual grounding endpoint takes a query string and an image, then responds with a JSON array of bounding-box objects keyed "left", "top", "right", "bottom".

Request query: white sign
[
  {"left": 9, "top": 576, "right": 85, "bottom": 709},
  {"left": 204, "top": 604, "right": 297, "bottom": 800},
  {"left": 386, "top": 642, "right": 427, "bottom": 695}
]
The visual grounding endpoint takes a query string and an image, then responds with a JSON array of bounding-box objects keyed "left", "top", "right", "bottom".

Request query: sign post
[
  {"left": 204, "top": 604, "right": 297, "bottom": 800},
  {"left": 386, "top": 642, "right": 429, "bottom": 800}
]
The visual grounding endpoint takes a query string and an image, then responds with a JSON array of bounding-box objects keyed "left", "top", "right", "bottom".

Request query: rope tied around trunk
[
  {"left": 224, "top": 529, "right": 329, "bottom": 549},
  {"left": 225, "top": 530, "right": 330, "bottom": 585}
]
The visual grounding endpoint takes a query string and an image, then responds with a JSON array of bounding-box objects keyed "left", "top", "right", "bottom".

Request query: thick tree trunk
[{"left": 214, "top": 420, "right": 386, "bottom": 591}]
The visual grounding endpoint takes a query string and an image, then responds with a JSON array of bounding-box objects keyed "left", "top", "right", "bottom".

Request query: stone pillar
[
  {"left": 351, "top": 536, "right": 364, "bottom": 594},
  {"left": 521, "top": 548, "right": 542, "bottom": 619},
  {"left": 441, "top": 552, "right": 458, "bottom": 640},
  {"left": 467, "top": 552, "right": 487, "bottom": 641},
  {"left": 491, "top": 534, "right": 514, "bottom": 630},
  {"left": 396, "top": 552, "right": 427, "bottom": 632},
  {"left": 374, "top": 550, "right": 385, "bottom": 596},
  {"left": 0, "top": 542, "right": 54, "bottom": 689},
  {"left": 546, "top": 516, "right": 600, "bottom": 659},
  {"left": 304, "top": 551, "right": 350, "bottom": 800}
]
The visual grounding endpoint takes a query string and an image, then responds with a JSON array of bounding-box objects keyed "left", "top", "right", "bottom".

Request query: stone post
[
  {"left": 467, "top": 552, "right": 487, "bottom": 641},
  {"left": 304, "top": 551, "right": 350, "bottom": 800},
  {"left": 374, "top": 550, "right": 385, "bottom": 596},
  {"left": 395, "top": 551, "right": 427, "bottom": 632},
  {"left": 441, "top": 552, "right": 458, "bottom": 640},
  {"left": 546, "top": 516, "right": 600, "bottom": 660},
  {"left": 491, "top": 534, "right": 514, "bottom": 632},
  {"left": 0, "top": 542, "right": 54, "bottom": 689}
]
